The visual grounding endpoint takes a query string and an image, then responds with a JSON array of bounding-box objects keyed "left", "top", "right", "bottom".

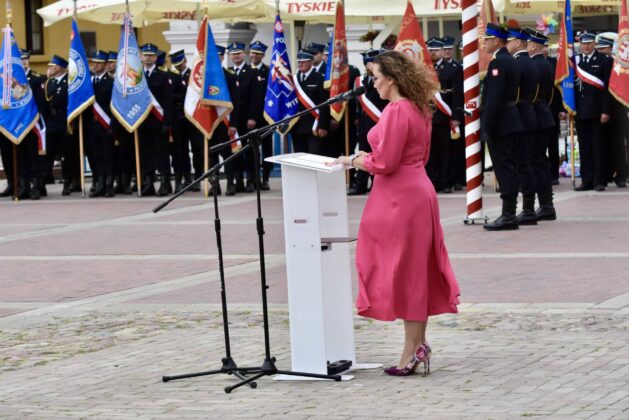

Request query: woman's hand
[{"left": 325, "top": 155, "right": 351, "bottom": 167}]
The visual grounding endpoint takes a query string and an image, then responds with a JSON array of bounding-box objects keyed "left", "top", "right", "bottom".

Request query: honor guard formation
[{"left": 1, "top": 27, "right": 627, "bottom": 233}]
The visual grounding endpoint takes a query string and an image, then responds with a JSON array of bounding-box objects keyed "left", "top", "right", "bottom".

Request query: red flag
[
  {"left": 184, "top": 17, "right": 232, "bottom": 138},
  {"left": 609, "top": 0, "right": 629, "bottom": 107},
  {"left": 395, "top": 0, "right": 436, "bottom": 81},
  {"left": 478, "top": 0, "right": 498, "bottom": 79},
  {"left": 327, "top": 0, "right": 349, "bottom": 121}
]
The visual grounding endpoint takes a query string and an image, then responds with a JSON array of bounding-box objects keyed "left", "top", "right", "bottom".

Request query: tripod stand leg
[
  {"left": 225, "top": 371, "right": 266, "bottom": 394},
  {"left": 276, "top": 370, "right": 342, "bottom": 381},
  {"left": 163, "top": 369, "right": 223, "bottom": 382}
]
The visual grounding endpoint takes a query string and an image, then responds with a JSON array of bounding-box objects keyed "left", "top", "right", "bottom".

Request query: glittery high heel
[
  {"left": 384, "top": 353, "right": 420, "bottom": 377},
  {"left": 415, "top": 342, "right": 432, "bottom": 376}
]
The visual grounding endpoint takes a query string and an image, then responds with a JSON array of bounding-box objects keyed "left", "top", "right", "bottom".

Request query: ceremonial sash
[
  {"left": 354, "top": 76, "right": 381, "bottom": 123},
  {"left": 150, "top": 95, "right": 164, "bottom": 121},
  {"left": 575, "top": 56, "right": 605, "bottom": 90},
  {"left": 92, "top": 101, "right": 111, "bottom": 129},
  {"left": 433, "top": 91, "right": 460, "bottom": 139},
  {"left": 223, "top": 117, "right": 242, "bottom": 152},
  {"left": 293, "top": 74, "right": 319, "bottom": 135}
]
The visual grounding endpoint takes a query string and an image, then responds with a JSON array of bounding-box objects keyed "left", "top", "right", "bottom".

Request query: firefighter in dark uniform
[
  {"left": 290, "top": 50, "right": 330, "bottom": 155},
  {"left": 227, "top": 41, "right": 257, "bottom": 192},
  {"left": 169, "top": 49, "right": 194, "bottom": 192},
  {"left": 573, "top": 32, "right": 614, "bottom": 191},
  {"left": 85, "top": 50, "right": 116, "bottom": 197},
  {"left": 426, "top": 37, "right": 464, "bottom": 194},
  {"left": 106, "top": 51, "right": 117, "bottom": 78},
  {"left": 139, "top": 43, "right": 174, "bottom": 196},
  {"left": 44, "top": 55, "right": 80, "bottom": 196},
  {"left": 480, "top": 24, "right": 523, "bottom": 231},
  {"left": 525, "top": 28, "right": 558, "bottom": 220},
  {"left": 206, "top": 45, "right": 237, "bottom": 196},
  {"left": 595, "top": 36, "right": 627, "bottom": 188},
  {"left": 441, "top": 36, "right": 466, "bottom": 190},
  {"left": 307, "top": 42, "right": 327, "bottom": 75},
  {"left": 349, "top": 48, "right": 388, "bottom": 195},
  {"left": 506, "top": 27, "right": 540, "bottom": 225},
  {"left": 0, "top": 49, "right": 45, "bottom": 199},
  {"left": 248, "top": 40, "right": 273, "bottom": 190},
  {"left": 155, "top": 50, "right": 185, "bottom": 193},
  {"left": 325, "top": 57, "right": 360, "bottom": 159}
]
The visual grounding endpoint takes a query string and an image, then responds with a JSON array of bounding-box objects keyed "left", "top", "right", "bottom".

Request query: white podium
[{"left": 265, "top": 153, "right": 380, "bottom": 380}]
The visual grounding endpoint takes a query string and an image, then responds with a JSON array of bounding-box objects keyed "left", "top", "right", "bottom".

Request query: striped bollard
[{"left": 462, "top": 0, "right": 486, "bottom": 224}]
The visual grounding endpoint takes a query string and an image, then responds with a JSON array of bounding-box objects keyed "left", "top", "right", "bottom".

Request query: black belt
[{"left": 504, "top": 101, "right": 517, "bottom": 107}]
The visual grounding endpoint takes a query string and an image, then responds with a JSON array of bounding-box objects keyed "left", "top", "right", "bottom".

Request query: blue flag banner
[
  {"left": 201, "top": 22, "right": 232, "bottom": 107},
  {"left": 263, "top": 15, "right": 299, "bottom": 135},
  {"left": 555, "top": 0, "right": 576, "bottom": 115},
  {"left": 111, "top": 14, "right": 153, "bottom": 133},
  {"left": 0, "top": 26, "right": 39, "bottom": 145},
  {"left": 67, "top": 19, "right": 95, "bottom": 132},
  {"left": 324, "top": 31, "right": 334, "bottom": 86}
]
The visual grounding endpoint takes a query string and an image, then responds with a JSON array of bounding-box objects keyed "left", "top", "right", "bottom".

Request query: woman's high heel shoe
[
  {"left": 384, "top": 354, "right": 420, "bottom": 377},
  {"left": 415, "top": 343, "right": 432, "bottom": 376}
]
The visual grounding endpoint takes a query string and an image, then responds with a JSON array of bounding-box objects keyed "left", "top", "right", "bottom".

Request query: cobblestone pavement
[{"left": 1, "top": 176, "right": 629, "bottom": 419}]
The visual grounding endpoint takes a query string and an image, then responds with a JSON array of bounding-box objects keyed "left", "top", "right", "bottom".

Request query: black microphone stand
[{"left": 154, "top": 90, "right": 358, "bottom": 393}]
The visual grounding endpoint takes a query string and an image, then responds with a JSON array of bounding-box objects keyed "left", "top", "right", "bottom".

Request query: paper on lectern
[{"left": 267, "top": 153, "right": 346, "bottom": 172}]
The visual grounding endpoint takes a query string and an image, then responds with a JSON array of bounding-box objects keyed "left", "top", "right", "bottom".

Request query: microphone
[{"left": 328, "top": 85, "right": 366, "bottom": 103}]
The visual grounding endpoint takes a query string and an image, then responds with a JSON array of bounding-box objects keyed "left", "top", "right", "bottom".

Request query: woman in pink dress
[{"left": 332, "top": 51, "right": 460, "bottom": 376}]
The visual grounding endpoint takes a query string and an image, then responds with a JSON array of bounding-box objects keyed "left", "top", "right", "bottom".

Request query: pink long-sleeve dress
[{"left": 356, "top": 99, "right": 460, "bottom": 321}]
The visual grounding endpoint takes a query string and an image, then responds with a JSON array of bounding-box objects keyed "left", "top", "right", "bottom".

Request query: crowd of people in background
[{"left": 1, "top": 26, "right": 627, "bottom": 220}]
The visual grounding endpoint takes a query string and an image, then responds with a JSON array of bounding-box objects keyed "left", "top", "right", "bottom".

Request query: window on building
[
  {"left": 81, "top": 32, "right": 96, "bottom": 57},
  {"left": 25, "top": 0, "right": 44, "bottom": 54}
]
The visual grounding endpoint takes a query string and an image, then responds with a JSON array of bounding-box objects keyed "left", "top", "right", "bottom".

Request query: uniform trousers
[
  {"left": 114, "top": 131, "right": 134, "bottom": 179},
  {"left": 548, "top": 122, "right": 560, "bottom": 181},
  {"left": 0, "top": 135, "right": 39, "bottom": 183},
  {"left": 575, "top": 119, "right": 605, "bottom": 187},
  {"left": 530, "top": 129, "right": 553, "bottom": 197},
  {"left": 61, "top": 130, "right": 80, "bottom": 182},
  {"left": 487, "top": 135, "right": 518, "bottom": 200},
  {"left": 352, "top": 124, "right": 374, "bottom": 192},
  {"left": 138, "top": 126, "right": 170, "bottom": 177},
  {"left": 605, "top": 108, "right": 628, "bottom": 183},
  {"left": 426, "top": 123, "right": 454, "bottom": 190},
  {"left": 514, "top": 131, "right": 535, "bottom": 195},
  {"left": 87, "top": 126, "right": 116, "bottom": 178},
  {"left": 261, "top": 132, "right": 274, "bottom": 180},
  {"left": 205, "top": 124, "right": 234, "bottom": 182},
  {"left": 42, "top": 130, "right": 63, "bottom": 180}
]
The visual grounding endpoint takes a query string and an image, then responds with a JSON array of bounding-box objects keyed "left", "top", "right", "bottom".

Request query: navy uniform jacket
[
  {"left": 346, "top": 64, "right": 361, "bottom": 124},
  {"left": 574, "top": 50, "right": 613, "bottom": 120},
  {"left": 291, "top": 69, "right": 330, "bottom": 136},
  {"left": 250, "top": 62, "right": 270, "bottom": 127},
  {"left": 86, "top": 72, "right": 114, "bottom": 131},
  {"left": 433, "top": 59, "right": 464, "bottom": 126},
  {"left": 513, "top": 51, "right": 539, "bottom": 131},
  {"left": 143, "top": 67, "right": 174, "bottom": 130},
  {"left": 44, "top": 74, "right": 68, "bottom": 135},
  {"left": 546, "top": 56, "right": 563, "bottom": 122},
  {"left": 530, "top": 54, "right": 555, "bottom": 129},
  {"left": 355, "top": 73, "right": 388, "bottom": 139},
  {"left": 229, "top": 63, "right": 257, "bottom": 133},
  {"left": 480, "top": 47, "right": 522, "bottom": 140},
  {"left": 26, "top": 69, "right": 45, "bottom": 112}
]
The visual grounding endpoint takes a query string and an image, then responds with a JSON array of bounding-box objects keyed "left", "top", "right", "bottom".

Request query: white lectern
[{"left": 265, "top": 153, "right": 379, "bottom": 380}]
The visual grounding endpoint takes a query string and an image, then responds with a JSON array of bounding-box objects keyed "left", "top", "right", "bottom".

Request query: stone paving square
[{"left": 1, "top": 177, "right": 628, "bottom": 419}]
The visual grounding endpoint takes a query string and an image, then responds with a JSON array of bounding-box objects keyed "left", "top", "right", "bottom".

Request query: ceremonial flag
[
  {"left": 67, "top": 19, "right": 94, "bottom": 132},
  {"left": 111, "top": 14, "right": 153, "bottom": 133},
  {"left": 609, "top": 0, "right": 629, "bottom": 107},
  {"left": 555, "top": 0, "right": 577, "bottom": 115},
  {"left": 395, "top": 0, "right": 435, "bottom": 81},
  {"left": 0, "top": 26, "right": 38, "bottom": 145},
  {"left": 325, "top": 0, "right": 349, "bottom": 121},
  {"left": 478, "top": 0, "right": 498, "bottom": 79},
  {"left": 183, "top": 16, "right": 232, "bottom": 138},
  {"left": 263, "top": 14, "right": 299, "bottom": 134},
  {"left": 323, "top": 30, "right": 333, "bottom": 88}
]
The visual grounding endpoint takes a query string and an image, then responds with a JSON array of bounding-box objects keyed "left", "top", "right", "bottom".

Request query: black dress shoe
[
  {"left": 260, "top": 180, "right": 270, "bottom": 191},
  {"left": 616, "top": 180, "right": 627, "bottom": 188},
  {"left": 552, "top": 179, "right": 560, "bottom": 186},
  {"left": 0, "top": 185, "right": 14, "bottom": 197},
  {"left": 483, "top": 215, "right": 519, "bottom": 231},
  {"left": 574, "top": 184, "right": 593, "bottom": 191},
  {"left": 62, "top": 181, "right": 72, "bottom": 196},
  {"left": 594, "top": 184, "right": 606, "bottom": 192},
  {"left": 516, "top": 211, "right": 538, "bottom": 226},
  {"left": 441, "top": 186, "right": 453, "bottom": 194},
  {"left": 225, "top": 184, "right": 236, "bottom": 196},
  {"left": 453, "top": 183, "right": 463, "bottom": 191},
  {"left": 535, "top": 207, "right": 557, "bottom": 221},
  {"left": 245, "top": 183, "right": 255, "bottom": 193}
]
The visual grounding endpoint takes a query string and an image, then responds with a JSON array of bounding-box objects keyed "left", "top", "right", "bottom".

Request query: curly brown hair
[{"left": 374, "top": 50, "right": 438, "bottom": 117}]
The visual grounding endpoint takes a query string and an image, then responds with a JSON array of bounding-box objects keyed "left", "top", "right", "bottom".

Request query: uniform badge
[
  {"left": 492, "top": 69, "right": 499, "bottom": 76},
  {"left": 257, "top": 76, "right": 262, "bottom": 81}
]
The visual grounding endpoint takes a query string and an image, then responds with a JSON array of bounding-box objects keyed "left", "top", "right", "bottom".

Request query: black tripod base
[
  {"left": 224, "top": 357, "right": 342, "bottom": 394},
  {"left": 162, "top": 357, "right": 259, "bottom": 388}
]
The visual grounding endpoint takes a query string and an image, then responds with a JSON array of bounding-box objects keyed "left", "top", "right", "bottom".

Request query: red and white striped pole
[{"left": 461, "top": 0, "right": 485, "bottom": 224}]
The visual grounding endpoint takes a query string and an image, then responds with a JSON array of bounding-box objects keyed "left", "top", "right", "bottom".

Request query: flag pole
[
  {"left": 204, "top": 136, "right": 209, "bottom": 197},
  {"left": 134, "top": 131, "right": 142, "bottom": 196},
  {"left": 569, "top": 115, "right": 575, "bottom": 190},
  {"left": 79, "top": 115, "right": 86, "bottom": 196},
  {"left": 344, "top": 111, "right": 349, "bottom": 186}
]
